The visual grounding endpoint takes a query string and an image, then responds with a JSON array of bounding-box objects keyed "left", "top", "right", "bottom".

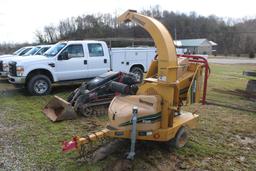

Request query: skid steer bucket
[{"left": 43, "top": 96, "right": 77, "bottom": 122}]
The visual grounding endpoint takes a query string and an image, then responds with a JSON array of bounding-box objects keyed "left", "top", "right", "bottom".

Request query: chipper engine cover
[
  {"left": 108, "top": 95, "right": 162, "bottom": 131},
  {"left": 43, "top": 71, "right": 139, "bottom": 122}
]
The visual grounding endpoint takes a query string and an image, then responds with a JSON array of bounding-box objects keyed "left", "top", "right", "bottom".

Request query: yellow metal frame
[
  {"left": 76, "top": 10, "right": 203, "bottom": 143},
  {"left": 73, "top": 10, "right": 204, "bottom": 148},
  {"left": 108, "top": 113, "right": 198, "bottom": 141}
]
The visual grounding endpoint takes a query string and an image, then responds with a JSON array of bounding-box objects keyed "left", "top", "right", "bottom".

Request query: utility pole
[
  {"left": 174, "top": 21, "right": 177, "bottom": 40},
  {"left": 174, "top": 27, "right": 177, "bottom": 40}
]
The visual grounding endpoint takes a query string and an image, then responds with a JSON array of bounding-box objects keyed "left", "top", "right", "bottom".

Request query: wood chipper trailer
[{"left": 61, "top": 10, "right": 210, "bottom": 160}]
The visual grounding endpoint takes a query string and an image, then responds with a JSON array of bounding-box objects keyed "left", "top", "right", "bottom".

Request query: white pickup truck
[
  {"left": 8, "top": 40, "right": 156, "bottom": 95},
  {"left": 0, "top": 46, "right": 34, "bottom": 59},
  {"left": 0, "top": 45, "right": 52, "bottom": 77}
]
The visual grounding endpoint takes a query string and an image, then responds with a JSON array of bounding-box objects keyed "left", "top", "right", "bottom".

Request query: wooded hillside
[{"left": 2, "top": 7, "right": 256, "bottom": 56}]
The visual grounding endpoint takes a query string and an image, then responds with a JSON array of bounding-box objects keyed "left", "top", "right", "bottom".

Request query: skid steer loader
[
  {"left": 43, "top": 71, "right": 139, "bottom": 122},
  {"left": 61, "top": 10, "right": 210, "bottom": 161}
]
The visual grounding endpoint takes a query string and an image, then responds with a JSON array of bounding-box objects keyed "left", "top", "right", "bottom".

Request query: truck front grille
[
  {"left": 9, "top": 62, "right": 17, "bottom": 76},
  {"left": 0, "top": 61, "right": 3, "bottom": 71}
]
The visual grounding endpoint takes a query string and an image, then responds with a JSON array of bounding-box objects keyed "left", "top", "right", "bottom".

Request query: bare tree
[{"left": 32, "top": 6, "right": 256, "bottom": 56}]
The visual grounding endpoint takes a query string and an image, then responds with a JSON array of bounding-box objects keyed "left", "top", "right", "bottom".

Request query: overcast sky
[{"left": 0, "top": 0, "right": 256, "bottom": 43}]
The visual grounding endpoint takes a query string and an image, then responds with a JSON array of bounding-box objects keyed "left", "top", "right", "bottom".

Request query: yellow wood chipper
[{"left": 62, "top": 10, "right": 210, "bottom": 160}]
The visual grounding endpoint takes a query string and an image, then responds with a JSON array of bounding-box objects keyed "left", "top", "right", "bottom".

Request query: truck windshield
[
  {"left": 19, "top": 48, "right": 33, "bottom": 56},
  {"left": 35, "top": 46, "right": 51, "bottom": 55},
  {"left": 44, "top": 43, "right": 66, "bottom": 57},
  {"left": 13, "top": 47, "right": 25, "bottom": 55},
  {"left": 23, "top": 47, "right": 41, "bottom": 56}
]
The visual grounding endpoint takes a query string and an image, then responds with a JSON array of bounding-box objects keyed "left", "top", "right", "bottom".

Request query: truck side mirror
[{"left": 58, "top": 51, "right": 69, "bottom": 60}]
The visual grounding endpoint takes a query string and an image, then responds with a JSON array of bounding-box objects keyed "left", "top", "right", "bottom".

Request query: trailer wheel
[
  {"left": 130, "top": 66, "right": 143, "bottom": 83},
  {"left": 27, "top": 75, "right": 51, "bottom": 96},
  {"left": 174, "top": 126, "right": 188, "bottom": 148}
]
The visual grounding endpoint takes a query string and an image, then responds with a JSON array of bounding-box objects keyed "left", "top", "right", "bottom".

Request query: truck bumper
[
  {"left": 8, "top": 75, "right": 26, "bottom": 84},
  {"left": 0, "top": 71, "right": 8, "bottom": 77}
]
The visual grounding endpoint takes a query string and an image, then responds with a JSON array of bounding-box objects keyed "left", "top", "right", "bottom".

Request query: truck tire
[
  {"left": 174, "top": 126, "right": 188, "bottom": 148},
  {"left": 27, "top": 75, "right": 52, "bottom": 96},
  {"left": 130, "top": 67, "right": 143, "bottom": 83}
]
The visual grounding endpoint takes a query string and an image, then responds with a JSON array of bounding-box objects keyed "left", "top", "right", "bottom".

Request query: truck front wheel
[
  {"left": 130, "top": 67, "right": 144, "bottom": 83},
  {"left": 27, "top": 75, "right": 52, "bottom": 96}
]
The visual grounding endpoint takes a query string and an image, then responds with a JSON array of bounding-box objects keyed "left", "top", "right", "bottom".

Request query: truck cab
[
  {"left": 42, "top": 40, "right": 110, "bottom": 80},
  {"left": 8, "top": 40, "right": 110, "bottom": 95}
]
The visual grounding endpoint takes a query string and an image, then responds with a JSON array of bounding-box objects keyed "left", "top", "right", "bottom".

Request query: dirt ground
[{"left": 0, "top": 63, "right": 256, "bottom": 170}]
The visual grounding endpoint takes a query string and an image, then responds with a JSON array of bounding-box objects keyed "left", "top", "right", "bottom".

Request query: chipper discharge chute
[
  {"left": 61, "top": 10, "right": 210, "bottom": 161},
  {"left": 43, "top": 71, "right": 139, "bottom": 122}
]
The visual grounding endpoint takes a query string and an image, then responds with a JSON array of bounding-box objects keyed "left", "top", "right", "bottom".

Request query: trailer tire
[
  {"left": 174, "top": 126, "right": 188, "bottom": 148},
  {"left": 27, "top": 75, "right": 52, "bottom": 96},
  {"left": 130, "top": 66, "right": 143, "bottom": 83}
]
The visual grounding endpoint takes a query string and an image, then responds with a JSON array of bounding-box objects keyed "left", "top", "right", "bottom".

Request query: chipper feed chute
[{"left": 43, "top": 95, "right": 77, "bottom": 122}]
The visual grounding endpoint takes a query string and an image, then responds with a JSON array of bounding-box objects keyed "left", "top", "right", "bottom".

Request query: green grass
[{"left": 0, "top": 64, "right": 256, "bottom": 170}]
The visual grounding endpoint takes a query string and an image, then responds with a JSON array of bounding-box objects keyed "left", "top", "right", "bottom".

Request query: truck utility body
[
  {"left": 110, "top": 47, "right": 155, "bottom": 74},
  {"left": 8, "top": 40, "right": 156, "bottom": 95}
]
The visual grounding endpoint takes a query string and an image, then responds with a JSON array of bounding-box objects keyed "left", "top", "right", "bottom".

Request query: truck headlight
[
  {"left": 16, "top": 66, "right": 24, "bottom": 76},
  {"left": 3, "top": 63, "right": 8, "bottom": 71}
]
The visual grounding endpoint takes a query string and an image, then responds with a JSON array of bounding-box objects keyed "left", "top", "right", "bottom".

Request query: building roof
[
  {"left": 175, "top": 38, "right": 212, "bottom": 47},
  {"left": 209, "top": 41, "right": 218, "bottom": 46}
]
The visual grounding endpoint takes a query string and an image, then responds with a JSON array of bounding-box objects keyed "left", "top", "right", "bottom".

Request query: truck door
[
  {"left": 86, "top": 43, "right": 110, "bottom": 78},
  {"left": 55, "top": 44, "right": 87, "bottom": 81}
]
